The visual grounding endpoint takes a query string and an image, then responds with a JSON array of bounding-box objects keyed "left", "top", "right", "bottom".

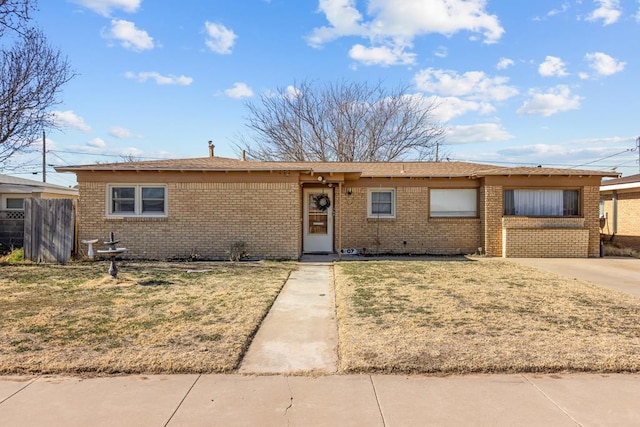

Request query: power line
[
  {"left": 568, "top": 149, "right": 635, "bottom": 169},
  {"left": 48, "top": 149, "right": 167, "bottom": 160}
]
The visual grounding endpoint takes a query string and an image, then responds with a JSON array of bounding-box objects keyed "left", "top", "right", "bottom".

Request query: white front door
[{"left": 303, "top": 188, "right": 334, "bottom": 253}]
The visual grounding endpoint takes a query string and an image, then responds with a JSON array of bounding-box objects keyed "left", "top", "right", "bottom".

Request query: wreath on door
[{"left": 313, "top": 194, "right": 331, "bottom": 212}]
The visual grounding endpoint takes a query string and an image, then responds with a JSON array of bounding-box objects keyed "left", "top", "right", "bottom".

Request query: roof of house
[
  {"left": 601, "top": 173, "right": 640, "bottom": 186},
  {"left": 55, "top": 156, "right": 618, "bottom": 178},
  {"left": 0, "top": 173, "right": 78, "bottom": 195},
  {"left": 600, "top": 173, "right": 640, "bottom": 191}
]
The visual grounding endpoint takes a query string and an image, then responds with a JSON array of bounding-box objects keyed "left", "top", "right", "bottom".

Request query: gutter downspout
[{"left": 612, "top": 190, "right": 618, "bottom": 238}]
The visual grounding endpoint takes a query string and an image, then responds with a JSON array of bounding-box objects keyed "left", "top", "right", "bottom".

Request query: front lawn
[
  {"left": 0, "top": 261, "right": 293, "bottom": 374},
  {"left": 334, "top": 259, "right": 640, "bottom": 374}
]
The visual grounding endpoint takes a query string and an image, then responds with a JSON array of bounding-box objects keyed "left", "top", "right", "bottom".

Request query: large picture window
[
  {"left": 430, "top": 189, "right": 477, "bottom": 217},
  {"left": 367, "top": 188, "right": 395, "bottom": 218},
  {"left": 108, "top": 185, "right": 167, "bottom": 216},
  {"left": 504, "top": 189, "right": 579, "bottom": 216}
]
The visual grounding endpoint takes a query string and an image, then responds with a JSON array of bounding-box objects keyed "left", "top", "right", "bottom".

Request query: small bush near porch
[
  {"left": 0, "top": 261, "right": 293, "bottom": 374},
  {"left": 335, "top": 259, "right": 640, "bottom": 374}
]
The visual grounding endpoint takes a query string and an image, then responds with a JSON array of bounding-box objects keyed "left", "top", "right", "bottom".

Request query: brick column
[
  {"left": 583, "top": 185, "right": 601, "bottom": 257},
  {"left": 483, "top": 185, "right": 503, "bottom": 257}
]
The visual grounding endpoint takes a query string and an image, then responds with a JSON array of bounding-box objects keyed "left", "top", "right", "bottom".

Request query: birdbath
[
  {"left": 97, "top": 232, "right": 128, "bottom": 279},
  {"left": 81, "top": 239, "right": 99, "bottom": 259}
]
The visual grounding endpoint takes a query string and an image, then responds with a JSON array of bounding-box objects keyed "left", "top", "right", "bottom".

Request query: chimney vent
[
  {"left": 208, "top": 141, "right": 215, "bottom": 157},
  {"left": 242, "top": 150, "right": 246, "bottom": 161}
]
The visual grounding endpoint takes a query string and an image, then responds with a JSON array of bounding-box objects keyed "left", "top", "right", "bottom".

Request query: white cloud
[
  {"left": 225, "top": 82, "right": 254, "bottom": 99},
  {"left": 414, "top": 68, "right": 518, "bottom": 102},
  {"left": 434, "top": 46, "right": 448, "bottom": 58},
  {"left": 87, "top": 138, "right": 106, "bottom": 148},
  {"left": 517, "top": 85, "right": 582, "bottom": 117},
  {"left": 307, "top": 0, "right": 365, "bottom": 47},
  {"left": 125, "top": 71, "right": 193, "bottom": 85},
  {"left": 109, "top": 126, "right": 139, "bottom": 139},
  {"left": 105, "top": 19, "right": 154, "bottom": 51},
  {"left": 584, "top": 52, "right": 625, "bottom": 76},
  {"left": 547, "top": 2, "right": 570, "bottom": 17},
  {"left": 538, "top": 56, "right": 569, "bottom": 77},
  {"left": 348, "top": 44, "right": 416, "bottom": 66},
  {"left": 204, "top": 22, "right": 237, "bottom": 54},
  {"left": 285, "top": 85, "right": 301, "bottom": 99},
  {"left": 52, "top": 110, "right": 92, "bottom": 133},
  {"left": 586, "top": 0, "right": 622, "bottom": 25},
  {"left": 308, "top": 0, "right": 504, "bottom": 66},
  {"left": 71, "top": 0, "right": 141, "bottom": 16},
  {"left": 429, "top": 96, "right": 495, "bottom": 122},
  {"left": 496, "top": 57, "right": 514, "bottom": 70},
  {"left": 446, "top": 123, "right": 514, "bottom": 144}
]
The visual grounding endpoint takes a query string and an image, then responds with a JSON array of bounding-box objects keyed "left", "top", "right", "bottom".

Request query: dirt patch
[{"left": 334, "top": 258, "right": 640, "bottom": 374}]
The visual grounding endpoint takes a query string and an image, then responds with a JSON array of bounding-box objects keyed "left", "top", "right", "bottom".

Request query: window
[
  {"left": 368, "top": 188, "right": 395, "bottom": 218},
  {"left": 6, "top": 198, "right": 25, "bottom": 210},
  {"left": 108, "top": 185, "right": 166, "bottom": 216},
  {"left": 504, "top": 189, "right": 579, "bottom": 216},
  {"left": 430, "top": 189, "right": 477, "bottom": 217}
]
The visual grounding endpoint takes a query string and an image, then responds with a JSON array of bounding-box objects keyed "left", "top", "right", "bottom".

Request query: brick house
[
  {"left": 600, "top": 174, "right": 640, "bottom": 249},
  {"left": 56, "top": 156, "right": 616, "bottom": 259}
]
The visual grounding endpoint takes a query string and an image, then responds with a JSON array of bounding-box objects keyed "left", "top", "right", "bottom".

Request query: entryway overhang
[{"left": 299, "top": 171, "right": 361, "bottom": 260}]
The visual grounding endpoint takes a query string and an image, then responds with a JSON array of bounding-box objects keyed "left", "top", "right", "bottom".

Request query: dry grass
[
  {"left": 335, "top": 258, "right": 640, "bottom": 374},
  {"left": 0, "top": 261, "right": 294, "bottom": 375},
  {"left": 604, "top": 242, "right": 640, "bottom": 258}
]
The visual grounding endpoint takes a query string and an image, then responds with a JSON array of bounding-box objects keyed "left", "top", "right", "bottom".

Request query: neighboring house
[
  {"left": 600, "top": 174, "right": 640, "bottom": 249},
  {"left": 0, "top": 173, "right": 78, "bottom": 250},
  {"left": 56, "top": 155, "right": 616, "bottom": 260}
]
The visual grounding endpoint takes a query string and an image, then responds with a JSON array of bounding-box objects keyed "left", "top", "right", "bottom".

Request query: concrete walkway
[
  {"left": 2, "top": 373, "right": 640, "bottom": 426},
  {"left": 239, "top": 263, "right": 338, "bottom": 374}
]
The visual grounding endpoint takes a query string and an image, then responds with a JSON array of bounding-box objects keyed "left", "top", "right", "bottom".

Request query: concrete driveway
[{"left": 508, "top": 257, "right": 640, "bottom": 297}]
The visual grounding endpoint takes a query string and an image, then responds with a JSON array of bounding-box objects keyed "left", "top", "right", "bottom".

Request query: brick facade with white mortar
[{"left": 60, "top": 158, "right": 612, "bottom": 260}]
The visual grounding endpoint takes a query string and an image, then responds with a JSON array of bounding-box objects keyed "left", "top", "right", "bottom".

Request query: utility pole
[{"left": 42, "top": 130, "right": 46, "bottom": 183}]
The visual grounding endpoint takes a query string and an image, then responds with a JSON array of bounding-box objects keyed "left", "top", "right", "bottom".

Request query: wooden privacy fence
[{"left": 24, "top": 198, "right": 75, "bottom": 263}]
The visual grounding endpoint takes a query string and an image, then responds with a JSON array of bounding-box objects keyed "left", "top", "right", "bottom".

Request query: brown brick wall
[
  {"left": 503, "top": 227, "right": 590, "bottom": 257},
  {"left": 339, "top": 186, "right": 482, "bottom": 255},
  {"left": 77, "top": 181, "right": 301, "bottom": 260},
  {"left": 482, "top": 185, "right": 503, "bottom": 256},
  {"left": 492, "top": 185, "right": 600, "bottom": 258},
  {"left": 583, "top": 185, "right": 601, "bottom": 257}
]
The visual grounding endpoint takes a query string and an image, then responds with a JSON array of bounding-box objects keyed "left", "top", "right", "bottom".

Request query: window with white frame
[
  {"left": 367, "top": 188, "right": 395, "bottom": 218},
  {"left": 5, "top": 198, "right": 25, "bottom": 210},
  {"left": 108, "top": 185, "right": 167, "bottom": 216},
  {"left": 503, "top": 189, "right": 579, "bottom": 216},
  {"left": 430, "top": 189, "right": 478, "bottom": 217}
]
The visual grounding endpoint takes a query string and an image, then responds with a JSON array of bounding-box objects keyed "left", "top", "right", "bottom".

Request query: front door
[{"left": 303, "top": 188, "right": 333, "bottom": 253}]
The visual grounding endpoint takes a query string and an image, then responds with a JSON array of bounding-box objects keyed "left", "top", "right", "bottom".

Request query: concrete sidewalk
[
  {"left": 2, "top": 373, "right": 640, "bottom": 426},
  {"left": 239, "top": 263, "right": 338, "bottom": 374}
]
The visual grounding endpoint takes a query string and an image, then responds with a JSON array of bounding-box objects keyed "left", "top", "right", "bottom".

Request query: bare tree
[
  {"left": 237, "top": 80, "right": 446, "bottom": 162},
  {"left": 0, "top": 28, "right": 73, "bottom": 163},
  {"left": 0, "top": 0, "right": 34, "bottom": 36}
]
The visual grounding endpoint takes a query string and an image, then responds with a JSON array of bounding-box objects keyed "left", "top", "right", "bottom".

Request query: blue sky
[{"left": 4, "top": 0, "right": 639, "bottom": 186}]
